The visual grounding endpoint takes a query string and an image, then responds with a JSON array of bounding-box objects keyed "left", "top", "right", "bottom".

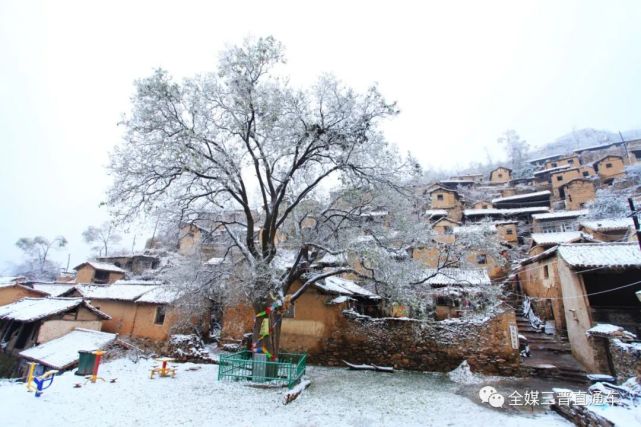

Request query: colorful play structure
[
  {"left": 150, "top": 357, "right": 177, "bottom": 379},
  {"left": 85, "top": 350, "right": 106, "bottom": 384},
  {"left": 25, "top": 362, "right": 59, "bottom": 398}
]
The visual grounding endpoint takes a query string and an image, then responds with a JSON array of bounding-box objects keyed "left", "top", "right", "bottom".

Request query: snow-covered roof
[
  {"left": 531, "top": 232, "right": 587, "bottom": 246},
  {"left": 573, "top": 141, "right": 625, "bottom": 153},
  {"left": 19, "top": 328, "right": 117, "bottom": 370},
  {"left": 30, "top": 283, "right": 76, "bottom": 297},
  {"left": 421, "top": 268, "right": 491, "bottom": 287},
  {"left": 558, "top": 243, "right": 641, "bottom": 269},
  {"left": 136, "top": 286, "right": 181, "bottom": 304},
  {"left": 205, "top": 257, "right": 226, "bottom": 266},
  {"left": 533, "top": 165, "right": 571, "bottom": 176},
  {"left": 0, "top": 297, "right": 109, "bottom": 322},
  {"left": 359, "top": 211, "right": 388, "bottom": 217},
  {"left": 314, "top": 276, "right": 380, "bottom": 299},
  {"left": 424, "top": 209, "right": 447, "bottom": 217},
  {"left": 76, "top": 284, "right": 156, "bottom": 301},
  {"left": 74, "top": 261, "right": 126, "bottom": 273},
  {"left": 464, "top": 207, "right": 550, "bottom": 217},
  {"left": 0, "top": 276, "right": 26, "bottom": 284},
  {"left": 112, "top": 279, "right": 163, "bottom": 286},
  {"left": 491, "top": 190, "right": 551, "bottom": 204},
  {"left": 520, "top": 246, "right": 559, "bottom": 266},
  {"left": 532, "top": 210, "right": 589, "bottom": 221},
  {"left": 528, "top": 153, "right": 565, "bottom": 164},
  {"left": 580, "top": 218, "right": 633, "bottom": 231}
]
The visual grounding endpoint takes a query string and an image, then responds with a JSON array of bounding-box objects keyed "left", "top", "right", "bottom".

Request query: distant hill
[{"left": 529, "top": 128, "right": 641, "bottom": 160}]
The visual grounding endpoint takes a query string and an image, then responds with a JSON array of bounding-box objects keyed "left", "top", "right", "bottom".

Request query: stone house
[
  {"left": 0, "top": 297, "right": 109, "bottom": 356},
  {"left": 74, "top": 261, "right": 126, "bottom": 284},
  {"left": 579, "top": 218, "right": 634, "bottom": 242},
  {"left": 555, "top": 243, "right": 641, "bottom": 371},
  {"left": 72, "top": 283, "right": 196, "bottom": 342},
  {"left": 593, "top": 155, "right": 626, "bottom": 184},
  {"left": 427, "top": 186, "right": 463, "bottom": 222},
  {"left": 489, "top": 167, "right": 512, "bottom": 184},
  {"left": 561, "top": 179, "right": 596, "bottom": 210},
  {"left": 95, "top": 254, "right": 160, "bottom": 275}
]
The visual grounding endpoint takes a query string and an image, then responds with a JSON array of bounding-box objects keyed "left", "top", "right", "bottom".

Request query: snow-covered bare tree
[
  {"left": 14, "top": 235, "right": 67, "bottom": 280},
  {"left": 586, "top": 188, "right": 630, "bottom": 220},
  {"left": 82, "top": 222, "right": 122, "bottom": 256},
  {"left": 108, "top": 36, "right": 415, "bottom": 359},
  {"left": 498, "top": 130, "right": 531, "bottom": 178}
]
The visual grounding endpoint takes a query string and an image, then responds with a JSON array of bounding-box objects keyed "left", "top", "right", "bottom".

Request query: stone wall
[
  {"left": 286, "top": 308, "right": 520, "bottom": 376},
  {"left": 608, "top": 339, "right": 641, "bottom": 383}
]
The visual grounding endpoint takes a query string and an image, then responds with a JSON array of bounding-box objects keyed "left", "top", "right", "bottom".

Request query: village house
[
  {"left": 574, "top": 141, "right": 628, "bottom": 164},
  {"left": 431, "top": 217, "right": 460, "bottom": 243},
  {"left": 495, "top": 221, "right": 519, "bottom": 244},
  {"left": 529, "top": 153, "right": 565, "bottom": 169},
  {"left": 531, "top": 210, "right": 589, "bottom": 233},
  {"left": 463, "top": 207, "right": 550, "bottom": 224},
  {"left": 543, "top": 154, "right": 581, "bottom": 171},
  {"left": 579, "top": 218, "right": 634, "bottom": 242},
  {"left": 489, "top": 166, "right": 512, "bottom": 184},
  {"left": 491, "top": 190, "right": 551, "bottom": 209},
  {"left": 561, "top": 178, "right": 596, "bottom": 210},
  {"left": 593, "top": 155, "right": 626, "bottom": 184},
  {"left": 533, "top": 164, "right": 571, "bottom": 184},
  {"left": 427, "top": 185, "right": 463, "bottom": 222},
  {"left": 74, "top": 261, "right": 126, "bottom": 284},
  {"left": 472, "top": 201, "right": 493, "bottom": 210},
  {"left": 423, "top": 268, "right": 492, "bottom": 320},
  {"left": 517, "top": 247, "right": 566, "bottom": 335},
  {"left": 528, "top": 231, "right": 592, "bottom": 256},
  {"left": 71, "top": 283, "right": 190, "bottom": 342},
  {"left": 549, "top": 166, "right": 596, "bottom": 200},
  {"left": 0, "top": 297, "right": 109, "bottom": 356},
  {"left": 0, "top": 282, "right": 48, "bottom": 306},
  {"left": 555, "top": 243, "right": 641, "bottom": 372},
  {"left": 96, "top": 254, "right": 160, "bottom": 275}
]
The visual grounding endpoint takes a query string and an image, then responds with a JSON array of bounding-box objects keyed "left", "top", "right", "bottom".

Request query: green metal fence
[{"left": 217, "top": 350, "right": 307, "bottom": 388}]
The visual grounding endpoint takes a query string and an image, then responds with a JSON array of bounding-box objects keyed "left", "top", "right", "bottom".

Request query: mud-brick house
[
  {"left": 531, "top": 210, "right": 589, "bottom": 233},
  {"left": 495, "top": 221, "right": 518, "bottom": 244},
  {"left": 489, "top": 167, "right": 512, "bottom": 184},
  {"left": 579, "top": 218, "right": 633, "bottom": 242},
  {"left": 543, "top": 154, "right": 581, "bottom": 171},
  {"left": 473, "top": 201, "right": 493, "bottom": 210},
  {"left": 0, "top": 283, "right": 48, "bottom": 306},
  {"left": 96, "top": 254, "right": 160, "bottom": 275},
  {"left": 517, "top": 247, "right": 566, "bottom": 335},
  {"left": 550, "top": 167, "right": 596, "bottom": 200},
  {"left": 73, "top": 283, "right": 189, "bottom": 341},
  {"left": 555, "top": 243, "right": 641, "bottom": 372},
  {"left": 74, "top": 261, "right": 126, "bottom": 284},
  {"left": 421, "top": 268, "right": 492, "bottom": 320},
  {"left": 431, "top": 217, "right": 460, "bottom": 243},
  {"left": 593, "top": 155, "right": 626, "bottom": 184},
  {"left": 427, "top": 185, "right": 463, "bottom": 222},
  {"left": 0, "top": 297, "right": 109, "bottom": 355},
  {"left": 561, "top": 179, "right": 596, "bottom": 210},
  {"left": 280, "top": 277, "right": 381, "bottom": 354}
]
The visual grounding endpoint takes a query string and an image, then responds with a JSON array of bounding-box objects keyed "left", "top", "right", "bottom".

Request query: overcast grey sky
[{"left": 1, "top": 0, "right": 640, "bottom": 274}]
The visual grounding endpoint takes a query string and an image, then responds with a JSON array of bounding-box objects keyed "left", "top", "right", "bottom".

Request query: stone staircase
[{"left": 513, "top": 297, "right": 590, "bottom": 386}]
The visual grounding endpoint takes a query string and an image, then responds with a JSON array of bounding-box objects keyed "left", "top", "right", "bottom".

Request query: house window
[
  {"left": 444, "top": 226, "right": 453, "bottom": 234},
  {"left": 476, "top": 254, "right": 487, "bottom": 265},
  {"left": 582, "top": 171, "right": 589, "bottom": 177},
  {"left": 568, "top": 195, "right": 573, "bottom": 202},
  {"left": 497, "top": 173, "right": 503, "bottom": 178},
  {"left": 283, "top": 304, "right": 295, "bottom": 318},
  {"left": 436, "top": 194, "right": 444, "bottom": 201},
  {"left": 551, "top": 162, "right": 557, "bottom": 167},
  {"left": 506, "top": 229, "right": 514, "bottom": 235},
  {"left": 94, "top": 270, "right": 110, "bottom": 284},
  {"left": 568, "top": 159, "right": 574, "bottom": 164},
  {"left": 606, "top": 163, "right": 613, "bottom": 168},
  {"left": 154, "top": 306, "right": 166, "bottom": 325},
  {"left": 556, "top": 176, "right": 563, "bottom": 181},
  {"left": 543, "top": 265, "right": 550, "bottom": 279}
]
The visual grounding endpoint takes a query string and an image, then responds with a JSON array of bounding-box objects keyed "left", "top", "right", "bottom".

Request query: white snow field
[{"left": 0, "top": 358, "right": 571, "bottom": 427}]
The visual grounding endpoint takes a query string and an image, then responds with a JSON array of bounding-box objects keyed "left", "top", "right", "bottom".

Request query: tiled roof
[
  {"left": 532, "top": 210, "right": 589, "bottom": 221},
  {"left": 0, "top": 297, "right": 109, "bottom": 322},
  {"left": 580, "top": 218, "right": 633, "bottom": 232},
  {"left": 74, "top": 261, "right": 126, "bottom": 273},
  {"left": 531, "top": 232, "right": 587, "bottom": 246},
  {"left": 558, "top": 243, "right": 641, "bottom": 269},
  {"left": 421, "top": 268, "right": 492, "bottom": 287},
  {"left": 491, "top": 190, "right": 551, "bottom": 204}
]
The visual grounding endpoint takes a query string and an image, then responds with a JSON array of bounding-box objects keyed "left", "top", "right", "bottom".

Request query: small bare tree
[
  {"left": 15, "top": 235, "right": 67, "bottom": 280},
  {"left": 82, "top": 222, "right": 122, "bottom": 256}
]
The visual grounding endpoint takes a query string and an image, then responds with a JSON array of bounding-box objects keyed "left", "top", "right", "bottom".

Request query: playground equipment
[
  {"left": 150, "top": 357, "right": 176, "bottom": 379},
  {"left": 85, "top": 350, "right": 106, "bottom": 384},
  {"left": 25, "top": 362, "right": 59, "bottom": 398}
]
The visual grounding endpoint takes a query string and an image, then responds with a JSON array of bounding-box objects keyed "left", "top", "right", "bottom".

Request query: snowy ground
[{"left": 0, "top": 358, "right": 572, "bottom": 427}]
